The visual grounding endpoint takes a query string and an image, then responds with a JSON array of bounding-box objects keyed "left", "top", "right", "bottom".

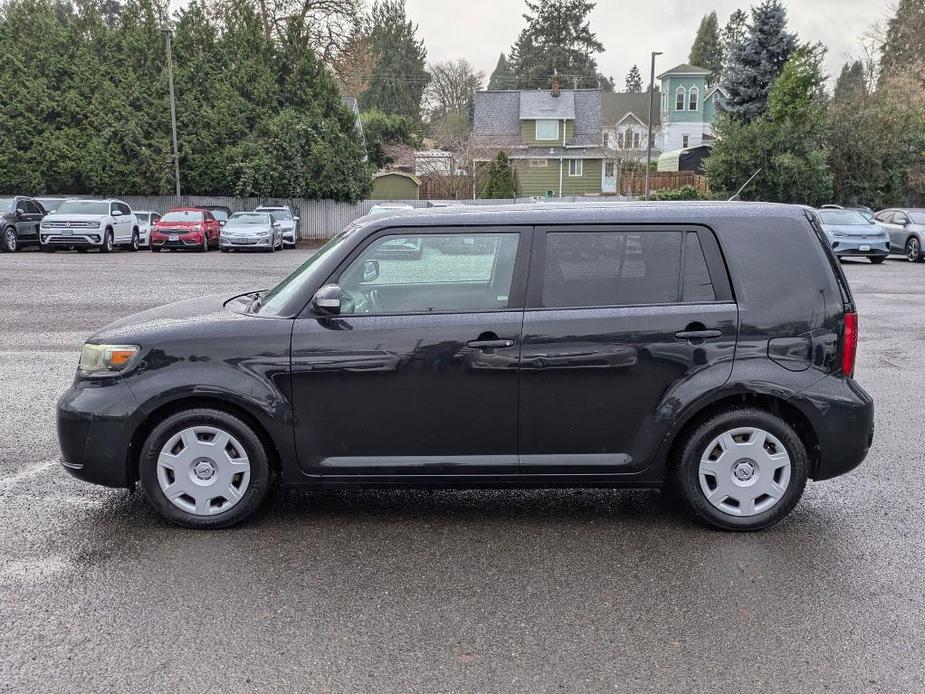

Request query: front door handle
[
  {"left": 467, "top": 338, "right": 515, "bottom": 349},
  {"left": 674, "top": 329, "right": 722, "bottom": 340}
]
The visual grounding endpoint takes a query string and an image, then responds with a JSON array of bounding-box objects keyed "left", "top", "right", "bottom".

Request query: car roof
[
  {"left": 353, "top": 201, "right": 814, "bottom": 233},
  {"left": 254, "top": 205, "right": 288, "bottom": 210}
]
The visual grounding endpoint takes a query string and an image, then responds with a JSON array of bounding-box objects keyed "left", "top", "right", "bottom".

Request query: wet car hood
[
  {"left": 223, "top": 224, "right": 274, "bottom": 236},
  {"left": 89, "top": 293, "right": 263, "bottom": 345}
]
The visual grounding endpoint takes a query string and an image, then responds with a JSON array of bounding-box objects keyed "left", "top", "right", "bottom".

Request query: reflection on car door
[
  {"left": 876, "top": 211, "right": 901, "bottom": 251},
  {"left": 289, "top": 227, "right": 531, "bottom": 479},
  {"left": 518, "top": 227, "right": 737, "bottom": 474}
]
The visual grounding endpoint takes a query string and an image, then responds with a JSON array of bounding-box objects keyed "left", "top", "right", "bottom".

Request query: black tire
[
  {"left": 129, "top": 231, "right": 140, "bottom": 252},
  {"left": 201, "top": 234, "right": 209, "bottom": 252},
  {"left": 139, "top": 408, "right": 273, "bottom": 529},
  {"left": 41, "top": 244, "right": 55, "bottom": 253},
  {"left": 1, "top": 226, "right": 17, "bottom": 252},
  {"left": 100, "top": 229, "right": 114, "bottom": 253},
  {"left": 905, "top": 237, "right": 922, "bottom": 263},
  {"left": 151, "top": 246, "right": 161, "bottom": 253},
  {"left": 673, "top": 407, "right": 808, "bottom": 531},
  {"left": 869, "top": 256, "right": 886, "bottom": 264}
]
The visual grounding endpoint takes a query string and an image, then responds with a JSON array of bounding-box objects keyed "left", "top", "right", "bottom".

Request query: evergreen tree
[
  {"left": 508, "top": 0, "right": 604, "bottom": 89},
  {"left": 488, "top": 53, "right": 515, "bottom": 90},
  {"left": 483, "top": 151, "right": 516, "bottom": 198},
  {"left": 706, "top": 45, "right": 832, "bottom": 205},
  {"left": 361, "top": 110, "right": 420, "bottom": 169},
  {"left": 689, "top": 11, "right": 723, "bottom": 85},
  {"left": 721, "top": 9, "right": 748, "bottom": 75},
  {"left": 624, "top": 65, "right": 642, "bottom": 93},
  {"left": 721, "top": 0, "right": 797, "bottom": 122},
  {"left": 360, "top": 0, "right": 429, "bottom": 123},
  {"left": 833, "top": 60, "right": 865, "bottom": 101},
  {"left": 879, "top": 0, "right": 925, "bottom": 84},
  {"left": 598, "top": 74, "right": 615, "bottom": 91}
]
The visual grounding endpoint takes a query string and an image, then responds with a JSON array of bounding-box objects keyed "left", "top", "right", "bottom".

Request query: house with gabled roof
[
  {"left": 472, "top": 78, "right": 605, "bottom": 197},
  {"left": 657, "top": 63, "right": 727, "bottom": 152}
]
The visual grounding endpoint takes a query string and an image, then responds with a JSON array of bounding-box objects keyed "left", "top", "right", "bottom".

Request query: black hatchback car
[{"left": 58, "top": 203, "right": 874, "bottom": 530}]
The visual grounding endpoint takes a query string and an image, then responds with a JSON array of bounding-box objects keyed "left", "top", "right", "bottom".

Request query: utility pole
[
  {"left": 644, "top": 51, "right": 662, "bottom": 201},
  {"left": 162, "top": 26, "right": 181, "bottom": 203}
]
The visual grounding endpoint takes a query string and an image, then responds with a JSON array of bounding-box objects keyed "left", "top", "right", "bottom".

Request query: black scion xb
[{"left": 57, "top": 203, "right": 874, "bottom": 530}]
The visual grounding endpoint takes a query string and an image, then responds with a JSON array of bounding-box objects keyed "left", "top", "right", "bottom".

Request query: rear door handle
[
  {"left": 674, "top": 329, "right": 722, "bottom": 340},
  {"left": 467, "top": 339, "right": 515, "bottom": 349}
]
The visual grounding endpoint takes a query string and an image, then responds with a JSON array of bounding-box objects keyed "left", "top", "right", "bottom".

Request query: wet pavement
[{"left": 1, "top": 248, "right": 923, "bottom": 692}]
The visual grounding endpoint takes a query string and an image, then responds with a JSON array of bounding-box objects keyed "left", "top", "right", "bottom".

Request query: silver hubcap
[
  {"left": 908, "top": 240, "right": 918, "bottom": 261},
  {"left": 156, "top": 425, "right": 251, "bottom": 516},
  {"left": 6, "top": 229, "right": 15, "bottom": 249},
  {"left": 698, "top": 426, "right": 791, "bottom": 517}
]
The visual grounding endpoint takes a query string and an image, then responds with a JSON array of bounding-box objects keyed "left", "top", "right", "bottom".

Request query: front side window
[
  {"left": 675, "top": 87, "right": 686, "bottom": 111},
  {"left": 339, "top": 233, "right": 520, "bottom": 315},
  {"left": 542, "top": 231, "right": 685, "bottom": 308},
  {"left": 568, "top": 159, "right": 583, "bottom": 176},
  {"left": 535, "top": 119, "right": 559, "bottom": 141}
]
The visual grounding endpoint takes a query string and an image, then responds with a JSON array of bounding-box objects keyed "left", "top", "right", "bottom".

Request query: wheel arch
[
  {"left": 661, "top": 392, "right": 821, "bottom": 479},
  {"left": 128, "top": 395, "right": 283, "bottom": 484}
]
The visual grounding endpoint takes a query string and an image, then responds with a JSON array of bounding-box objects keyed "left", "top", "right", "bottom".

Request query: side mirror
[
  {"left": 273, "top": 222, "right": 281, "bottom": 229},
  {"left": 362, "top": 259, "right": 379, "bottom": 283},
  {"left": 112, "top": 209, "right": 122, "bottom": 217},
  {"left": 312, "top": 284, "right": 342, "bottom": 315},
  {"left": 293, "top": 216, "right": 300, "bottom": 223}
]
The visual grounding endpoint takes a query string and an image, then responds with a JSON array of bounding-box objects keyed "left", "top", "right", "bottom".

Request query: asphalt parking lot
[{"left": 1, "top": 247, "right": 923, "bottom": 693}]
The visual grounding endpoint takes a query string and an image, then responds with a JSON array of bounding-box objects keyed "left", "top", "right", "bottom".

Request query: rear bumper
[
  {"left": 790, "top": 375, "right": 874, "bottom": 480},
  {"left": 57, "top": 378, "right": 140, "bottom": 488}
]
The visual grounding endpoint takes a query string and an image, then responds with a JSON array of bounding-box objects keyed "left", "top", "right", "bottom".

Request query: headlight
[
  {"left": 256, "top": 230, "right": 270, "bottom": 236},
  {"left": 78, "top": 343, "right": 139, "bottom": 375}
]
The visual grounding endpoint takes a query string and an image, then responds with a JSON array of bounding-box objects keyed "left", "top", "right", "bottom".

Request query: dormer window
[
  {"left": 688, "top": 87, "right": 699, "bottom": 111},
  {"left": 535, "top": 119, "right": 559, "bottom": 141},
  {"left": 675, "top": 87, "right": 685, "bottom": 111}
]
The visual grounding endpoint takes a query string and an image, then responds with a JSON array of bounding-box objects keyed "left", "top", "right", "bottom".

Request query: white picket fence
[{"left": 57, "top": 195, "right": 631, "bottom": 240}]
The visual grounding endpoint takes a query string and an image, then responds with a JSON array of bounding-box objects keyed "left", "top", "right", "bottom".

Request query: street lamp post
[
  {"left": 162, "top": 26, "right": 181, "bottom": 203},
  {"left": 644, "top": 51, "right": 662, "bottom": 201}
]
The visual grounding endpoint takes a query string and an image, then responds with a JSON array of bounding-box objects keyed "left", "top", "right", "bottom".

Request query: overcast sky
[{"left": 404, "top": 0, "right": 892, "bottom": 88}]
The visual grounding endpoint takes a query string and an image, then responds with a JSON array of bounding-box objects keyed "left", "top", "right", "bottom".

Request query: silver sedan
[
  {"left": 874, "top": 208, "right": 925, "bottom": 262},
  {"left": 219, "top": 212, "right": 284, "bottom": 252}
]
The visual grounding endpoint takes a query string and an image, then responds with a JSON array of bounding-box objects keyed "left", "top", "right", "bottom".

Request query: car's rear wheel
[
  {"left": 906, "top": 237, "right": 922, "bottom": 262},
  {"left": 129, "top": 231, "right": 139, "bottom": 251},
  {"left": 869, "top": 256, "right": 886, "bottom": 264},
  {"left": 1, "top": 227, "right": 17, "bottom": 252},
  {"left": 674, "top": 407, "right": 808, "bottom": 531},
  {"left": 139, "top": 408, "right": 272, "bottom": 529}
]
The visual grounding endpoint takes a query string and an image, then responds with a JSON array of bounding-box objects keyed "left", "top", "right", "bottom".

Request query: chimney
[{"left": 551, "top": 74, "right": 560, "bottom": 97}]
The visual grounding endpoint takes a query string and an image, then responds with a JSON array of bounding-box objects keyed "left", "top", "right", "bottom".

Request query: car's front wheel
[
  {"left": 139, "top": 408, "right": 273, "bottom": 529},
  {"left": 1, "top": 226, "right": 17, "bottom": 252},
  {"left": 129, "top": 231, "right": 140, "bottom": 251},
  {"left": 100, "top": 229, "right": 114, "bottom": 253},
  {"left": 674, "top": 407, "right": 808, "bottom": 531}
]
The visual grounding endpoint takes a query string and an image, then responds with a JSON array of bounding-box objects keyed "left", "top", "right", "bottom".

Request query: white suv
[
  {"left": 253, "top": 205, "right": 299, "bottom": 248},
  {"left": 40, "top": 199, "right": 140, "bottom": 252}
]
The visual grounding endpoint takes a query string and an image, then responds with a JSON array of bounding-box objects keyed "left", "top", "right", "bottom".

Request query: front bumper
[
  {"left": 151, "top": 232, "right": 204, "bottom": 248},
  {"left": 790, "top": 375, "right": 874, "bottom": 480},
  {"left": 221, "top": 236, "right": 273, "bottom": 248},
  {"left": 829, "top": 238, "right": 890, "bottom": 257},
  {"left": 41, "top": 232, "right": 103, "bottom": 247},
  {"left": 57, "top": 378, "right": 140, "bottom": 488}
]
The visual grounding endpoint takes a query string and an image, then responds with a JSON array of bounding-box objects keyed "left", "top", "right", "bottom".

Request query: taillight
[{"left": 841, "top": 311, "right": 858, "bottom": 378}]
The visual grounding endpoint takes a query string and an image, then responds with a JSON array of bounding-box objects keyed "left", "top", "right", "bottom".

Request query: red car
[{"left": 150, "top": 208, "right": 221, "bottom": 252}]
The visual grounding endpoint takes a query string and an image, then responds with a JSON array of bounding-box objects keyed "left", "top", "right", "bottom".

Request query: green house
[
  {"left": 657, "top": 63, "right": 727, "bottom": 152},
  {"left": 473, "top": 84, "right": 604, "bottom": 197}
]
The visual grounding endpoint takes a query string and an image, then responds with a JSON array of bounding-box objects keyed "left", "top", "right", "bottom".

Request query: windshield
[
  {"left": 257, "top": 208, "right": 291, "bottom": 220},
  {"left": 819, "top": 210, "right": 870, "bottom": 225},
  {"left": 37, "top": 199, "right": 65, "bottom": 211},
  {"left": 258, "top": 229, "right": 354, "bottom": 315},
  {"left": 209, "top": 209, "right": 229, "bottom": 221},
  {"left": 136, "top": 213, "right": 151, "bottom": 223},
  {"left": 160, "top": 210, "right": 203, "bottom": 223},
  {"left": 55, "top": 200, "right": 109, "bottom": 215},
  {"left": 0, "top": 198, "right": 14, "bottom": 212},
  {"left": 228, "top": 213, "right": 271, "bottom": 226}
]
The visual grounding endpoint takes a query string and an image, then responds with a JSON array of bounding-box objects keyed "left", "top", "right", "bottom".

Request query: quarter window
[
  {"left": 339, "top": 233, "right": 520, "bottom": 315},
  {"left": 535, "top": 119, "right": 559, "bottom": 141},
  {"left": 568, "top": 159, "right": 583, "bottom": 176},
  {"left": 682, "top": 232, "right": 716, "bottom": 302}
]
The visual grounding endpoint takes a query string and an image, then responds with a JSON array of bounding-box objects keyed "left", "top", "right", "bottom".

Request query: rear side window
[{"left": 541, "top": 230, "right": 717, "bottom": 308}]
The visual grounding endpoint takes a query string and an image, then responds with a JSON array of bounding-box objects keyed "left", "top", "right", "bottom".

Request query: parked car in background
[
  {"left": 821, "top": 204, "right": 876, "bottom": 223},
  {"left": 58, "top": 202, "right": 873, "bottom": 531},
  {"left": 202, "top": 205, "right": 232, "bottom": 227},
  {"left": 367, "top": 204, "right": 416, "bottom": 217},
  {"left": 40, "top": 199, "right": 140, "bottom": 252},
  {"left": 0, "top": 196, "right": 47, "bottom": 252},
  {"left": 219, "top": 212, "right": 283, "bottom": 252},
  {"left": 253, "top": 205, "right": 298, "bottom": 248},
  {"left": 150, "top": 208, "right": 220, "bottom": 252},
  {"left": 134, "top": 211, "right": 161, "bottom": 248},
  {"left": 874, "top": 208, "right": 925, "bottom": 262},
  {"left": 817, "top": 208, "right": 890, "bottom": 263}
]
